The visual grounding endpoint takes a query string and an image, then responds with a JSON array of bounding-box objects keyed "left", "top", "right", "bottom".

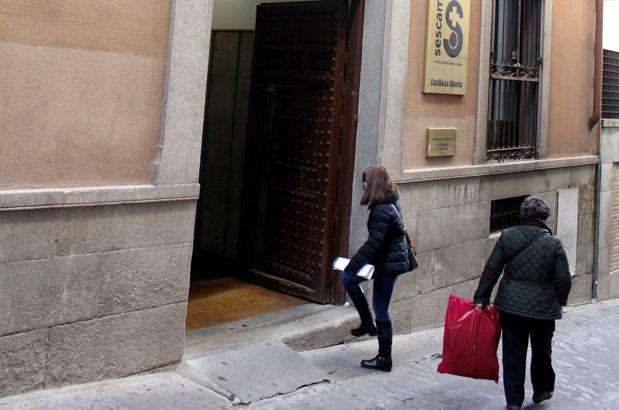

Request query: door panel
[{"left": 243, "top": 1, "right": 347, "bottom": 303}]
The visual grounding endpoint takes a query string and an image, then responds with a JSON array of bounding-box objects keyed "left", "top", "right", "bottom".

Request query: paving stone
[
  {"left": 3, "top": 302, "right": 619, "bottom": 409},
  {"left": 251, "top": 300, "right": 619, "bottom": 410},
  {"left": 0, "top": 373, "right": 230, "bottom": 410},
  {"left": 182, "top": 340, "right": 329, "bottom": 404}
]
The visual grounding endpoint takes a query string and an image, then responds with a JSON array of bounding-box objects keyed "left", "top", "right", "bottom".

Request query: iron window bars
[
  {"left": 490, "top": 195, "right": 528, "bottom": 232},
  {"left": 487, "top": 0, "right": 542, "bottom": 162},
  {"left": 603, "top": 49, "right": 619, "bottom": 119}
]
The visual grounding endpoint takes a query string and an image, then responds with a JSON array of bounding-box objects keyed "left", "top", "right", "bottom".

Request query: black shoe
[
  {"left": 351, "top": 323, "right": 377, "bottom": 337},
  {"left": 532, "top": 391, "right": 553, "bottom": 404},
  {"left": 361, "top": 355, "right": 392, "bottom": 372}
]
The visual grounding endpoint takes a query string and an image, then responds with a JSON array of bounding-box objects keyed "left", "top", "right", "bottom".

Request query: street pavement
[{"left": 1, "top": 299, "right": 618, "bottom": 410}]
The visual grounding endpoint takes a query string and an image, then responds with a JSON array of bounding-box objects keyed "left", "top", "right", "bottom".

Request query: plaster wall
[
  {"left": 402, "top": 0, "right": 482, "bottom": 170},
  {"left": 0, "top": 1, "right": 172, "bottom": 188},
  {"left": 547, "top": 0, "right": 598, "bottom": 157}
]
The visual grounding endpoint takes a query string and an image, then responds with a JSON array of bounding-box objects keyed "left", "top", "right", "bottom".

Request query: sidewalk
[{"left": 1, "top": 299, "right": 618, "bottom": 409}]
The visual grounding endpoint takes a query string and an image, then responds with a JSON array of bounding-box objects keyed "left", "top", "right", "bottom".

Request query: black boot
[
  {"left": 347, "top": 286, "right": 377, "bottom": 337},
  {"left": 361, "top": 320, "right": 392, "bottom": 372}
]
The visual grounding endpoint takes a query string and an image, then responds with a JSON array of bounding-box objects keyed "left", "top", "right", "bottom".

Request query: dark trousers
[
  {"left": 500, "top": 311, "right": 556, "bottom": 406},
  {"left": 340, "top": 270, "right": 398, "bottom": 321}
]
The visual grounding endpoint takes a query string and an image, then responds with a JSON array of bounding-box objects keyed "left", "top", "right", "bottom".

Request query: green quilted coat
[{"left": 474, "top": 221, "right": 572, "bottom": 320}]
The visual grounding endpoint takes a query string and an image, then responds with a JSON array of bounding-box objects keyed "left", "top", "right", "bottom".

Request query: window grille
[
  {"left": 487, "top": 0, "right": 542, "bottom": 162},
  {"left": 490, "top": 195, "right": 528, "bottom": 233},
  {"left": 603, "top": 49, "right": 619, "bottom": 119}
]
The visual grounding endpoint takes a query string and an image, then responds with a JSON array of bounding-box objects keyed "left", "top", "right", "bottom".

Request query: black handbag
[
  {"left": 391, "top": 205, "right": 419, "bottom": 272},
  {"left": 403, "top": 229, "right": 419, "bottom": 271}
]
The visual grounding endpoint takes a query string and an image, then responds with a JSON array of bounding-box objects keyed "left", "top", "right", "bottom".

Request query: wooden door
[{"left": 241, "top": 1, "right": 357, "bottom": 303}]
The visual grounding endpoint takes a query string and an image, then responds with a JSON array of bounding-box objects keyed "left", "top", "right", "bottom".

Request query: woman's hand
[{"left": 475, "top": 303, "right": 485, "bottom": 310}]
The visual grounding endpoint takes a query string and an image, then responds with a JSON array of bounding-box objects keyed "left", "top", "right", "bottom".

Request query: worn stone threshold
[{"left": 183, "top": 302, "right": 362, "bottom": 360}]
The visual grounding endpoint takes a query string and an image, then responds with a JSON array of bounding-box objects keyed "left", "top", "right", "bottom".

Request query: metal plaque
[{"left": 427, "top": 128, "right": 457, "bottom": 157}]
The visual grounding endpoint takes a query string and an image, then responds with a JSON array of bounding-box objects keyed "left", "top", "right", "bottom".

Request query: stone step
[{"left": 183, "top": 303, "right": 363, "bottom": 360}]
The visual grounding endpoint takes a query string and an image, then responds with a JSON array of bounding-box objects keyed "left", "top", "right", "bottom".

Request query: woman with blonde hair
[{"left": 341, "top": 167, "right": 410, "bottom": 372}]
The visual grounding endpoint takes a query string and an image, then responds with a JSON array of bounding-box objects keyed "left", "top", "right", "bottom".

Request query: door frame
[{"left": 330, "top": 0, "right": 366, "bottom": 304}]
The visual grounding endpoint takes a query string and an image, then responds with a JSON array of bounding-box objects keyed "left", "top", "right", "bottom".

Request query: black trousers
[{"left": 500, "top": 310, "right": 556, "bottom": 406}]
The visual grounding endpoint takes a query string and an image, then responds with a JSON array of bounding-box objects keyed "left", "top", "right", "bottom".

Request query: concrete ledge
[
  {"left": 0, "top": 183, "right": 200, "bottom": 211},
  {"left": 602, "top": 119, "right": 619, "bottom": 128},
  {"left": 399, "top": 156, "right": 598, "bottom": 183}
]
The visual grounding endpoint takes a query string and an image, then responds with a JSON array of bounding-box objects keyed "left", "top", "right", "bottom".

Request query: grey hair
[{"left": 520, "top": 196, "right": 551, "bottom": 221}]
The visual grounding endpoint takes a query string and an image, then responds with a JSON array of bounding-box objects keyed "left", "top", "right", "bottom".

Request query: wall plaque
[
  {"left": 423, "top": 0, "right": 471, "bottom": 95},
  {"left": 427, "top": 128, "right": 457, "bottom": 157}
]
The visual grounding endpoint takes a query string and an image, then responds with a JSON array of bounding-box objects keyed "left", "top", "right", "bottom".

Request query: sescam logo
[
  {"left": 434, "top": 0, "right": 464, "bottom": 58},
  {"left": 424, "top": 0, "right": 469, "bottom": 95}
]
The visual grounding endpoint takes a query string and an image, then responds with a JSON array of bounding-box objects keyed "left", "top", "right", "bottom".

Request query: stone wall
[
  {"left": 375, "top": 165, "right": 596, "bottom": 333},
  {"left": 0, "top": 198, "right": 197, "bottom": 396},
  {"left": 598, "top": 120, "right": 619, "bottom": 300},
  {"left": 0, "top": 0, "right": 213, "bottom": 398}
]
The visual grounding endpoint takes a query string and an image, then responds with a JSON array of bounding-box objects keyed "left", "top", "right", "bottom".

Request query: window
[
  {"left": 603, "top": 49, "right": 619, "bottom": 120},
  {"left": 490, "top": 195, "right": 528, "bottom": 233},
  {"left": 487, "top": 0, "right": 543, "bottom": 162}
]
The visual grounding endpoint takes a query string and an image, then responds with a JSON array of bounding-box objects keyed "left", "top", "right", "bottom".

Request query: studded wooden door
[{"left": 242, "top": 1, "right": 349, "bottom": 303}]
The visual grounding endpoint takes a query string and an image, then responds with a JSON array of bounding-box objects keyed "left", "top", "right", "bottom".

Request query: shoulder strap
[
  {"left": 390, "top": 203, "right": 400, "bottom": 217},
  {"left": 391, "top": 204, "right": 414, "bottom": 248},
  {"left": 390, "top": 204, "right": 405, "bottom": 231},
  {"left": 505, "top": 230, "right": 549, "bottom": 264}
]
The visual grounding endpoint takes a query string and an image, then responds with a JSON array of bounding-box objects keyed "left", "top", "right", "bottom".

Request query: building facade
[
  {"left": 596, "top": 0, "right": 619, "bottom": 301},
  {"left": 0, "top": 0, "right": 606, "bottom": 397}
]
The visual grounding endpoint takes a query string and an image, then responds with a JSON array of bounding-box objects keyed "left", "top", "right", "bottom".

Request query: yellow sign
[
  {"left": 423, "top": 0, "right": 471, "bottom": 95},
  {"left": 427, "top": 128, "right": 457, "bottom": 157}
]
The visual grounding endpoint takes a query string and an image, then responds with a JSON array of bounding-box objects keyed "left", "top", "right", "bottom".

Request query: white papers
[
  {"left": 332, "top": 257, "right": 350, "bottom": 271},
  {"left": 332, "top": 257, "right": 375, "bottom": 280},
  {"left": 356, "top": 264, "right": 375, "bottom": 280}
]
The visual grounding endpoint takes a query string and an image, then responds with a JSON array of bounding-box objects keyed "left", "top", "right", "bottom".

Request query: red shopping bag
[{"left": 437, "top": 294, "right": 501, "bottom": 383}]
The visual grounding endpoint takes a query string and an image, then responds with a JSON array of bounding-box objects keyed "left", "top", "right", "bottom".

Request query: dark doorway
[{"left": 191, "top": 0, "right": 365, "bottom": 316}]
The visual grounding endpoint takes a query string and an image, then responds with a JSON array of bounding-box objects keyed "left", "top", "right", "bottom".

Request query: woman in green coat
[{"left": 474, "top": 196, "right": 572, "bottom": 410}]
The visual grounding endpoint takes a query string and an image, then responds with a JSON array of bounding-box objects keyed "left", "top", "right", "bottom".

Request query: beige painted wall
[
  {"left": 0, "top": 1, "right": 172, "bottom": 189},
  {"left": 403, "top": 0, "right": 482, "bottom": 170},
  {"left": 547, "top": 0, "right": 598, "bottom": 157}
]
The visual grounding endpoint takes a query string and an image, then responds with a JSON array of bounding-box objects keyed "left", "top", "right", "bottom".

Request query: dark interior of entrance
[{"left": 189, "top": 0, "right": 364, "bottom": 330}]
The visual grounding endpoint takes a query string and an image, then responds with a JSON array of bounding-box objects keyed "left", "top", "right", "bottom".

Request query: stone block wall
[
  {"left": 0, "top": 0, "right": 213, "bottom": 398},
  {"left": 0, "top": 199, "right": 196, "bottom": 397},
  {"left": 375, "top": 165, "right": 596, "bottom": 333},
  {"left": 598, "top": 121, "right": 619, "bottom": 300}
]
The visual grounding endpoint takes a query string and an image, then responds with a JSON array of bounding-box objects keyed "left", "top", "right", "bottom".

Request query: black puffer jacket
[
  {"left": 346, "top": 196, "right": 409, "bottom": 276},
  {"left": 474, "top": 219, "right": 572, "bottom": 320}
]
